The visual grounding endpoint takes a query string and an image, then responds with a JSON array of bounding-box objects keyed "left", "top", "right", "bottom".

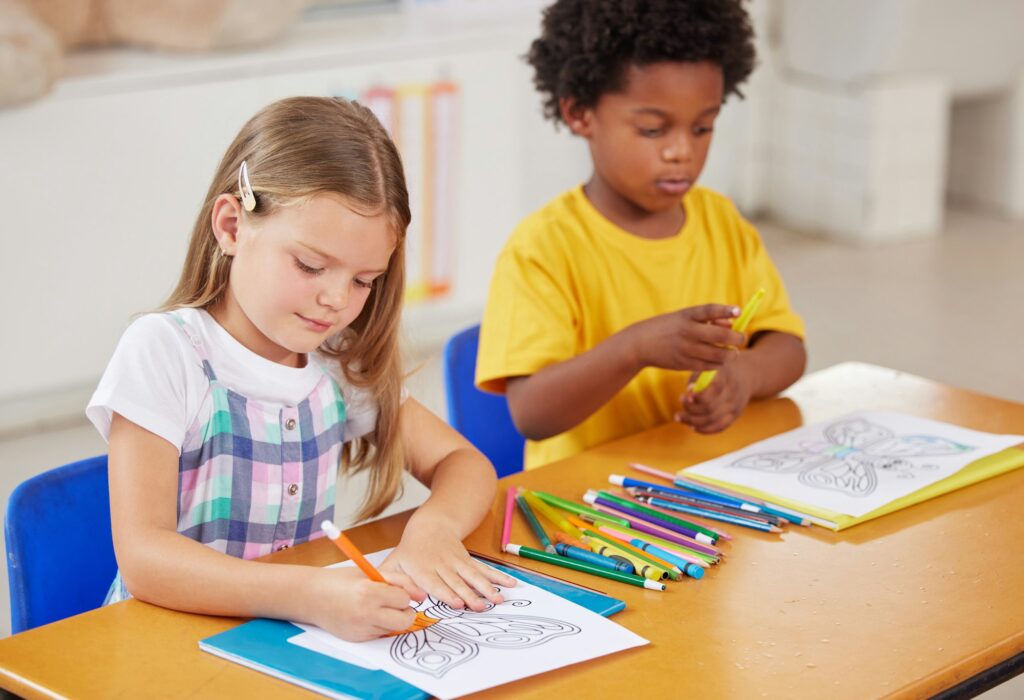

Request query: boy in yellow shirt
[{"left": 476, "top": 0, "right": 807, "bottom": 469}]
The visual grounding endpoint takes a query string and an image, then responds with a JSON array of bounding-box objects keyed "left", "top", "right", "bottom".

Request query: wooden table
[{"left": 1, "top": 363, "right": 1022, "bottom": 699}]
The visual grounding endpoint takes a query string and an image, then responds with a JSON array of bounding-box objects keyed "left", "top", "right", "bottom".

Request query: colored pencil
[
  {"left": 674, "top": 475, "right": 814, "bottom": 527},
  {"left": 629, "top": 539, "right": 705, "bottom": 580},
  {"left": 500, "top": 486, "right": 516, "bottom": 550},
  {"left": 565, "top": 514, "right": 682, "bottom": 576},
  {"left": 636, "top": 495, "right": 782, "bottom": 533},
  {"left": 468, "top": 549, "right": 608, "bottom": 595},
  {"left": 626, "top": 487, "right": 785, "bottom": 527},
  {"left": 504, "top": 543, "right": 666, "bottom": 591},
  {"left": 587, "top": 505, "right": 723, "bottom": 558},
  {"left": 607, "top": 486, "right": 733, "bottom": 541},
  {"left": 515, "top": 494, "right": 555, "bottom": 553},
  {"left": 553, "top": 542, "right": 635, "bottom": 574},
  {"left": 532, "top": 489, "right": 631, "bottom": 527},
  {"left": 579, "top": 528, "right": 681, "bottom": 580},
  {"left": 320, "top": 521, "right": 437, "bottom": 632},
  {"left": 613, "top": 474, "right": 767, "bottom": 515},
  {"left": 585, "top": 491, "right": 717, "bottom": 544},
  {"left": 595, "top": 524, "right": 712, "bottom": 568},
  {"left": 553, "top": 530, "right": 591, "bottom": 551},
  {"left": 521, "top": 490, "right": 586, "bottom": 540},
  {"left": 580, "top": 537, "right": 671, "bottom": 581}
]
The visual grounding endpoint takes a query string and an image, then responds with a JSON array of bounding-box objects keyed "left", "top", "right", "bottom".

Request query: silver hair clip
[{"left": 238, "top": 160, "right": 256, "bottom": 212}]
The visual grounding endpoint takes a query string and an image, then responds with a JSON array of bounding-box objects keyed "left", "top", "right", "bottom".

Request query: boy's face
[{"left": 566, "top": 61, "right": 725, "bottom": 216}]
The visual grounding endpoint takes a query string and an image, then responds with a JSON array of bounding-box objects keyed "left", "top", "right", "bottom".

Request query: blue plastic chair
[
  {"left": 443, "top": 325, "right": 525, "bottom": 478},
  {"left": 5, "top": 455, "right": 117, "bottom": 634}
]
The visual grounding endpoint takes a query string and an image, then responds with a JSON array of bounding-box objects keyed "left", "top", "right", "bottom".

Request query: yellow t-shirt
[{"left": 476, "top": 185, "right": 805, "bottom": 470}]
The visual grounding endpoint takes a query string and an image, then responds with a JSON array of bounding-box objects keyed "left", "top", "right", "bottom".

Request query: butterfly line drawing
[
  {"left": 389, "top": 591, "right": 581, "bottom": 678},
  {"left": 727, "top": 417, "right": 974, "bottom": 497}
]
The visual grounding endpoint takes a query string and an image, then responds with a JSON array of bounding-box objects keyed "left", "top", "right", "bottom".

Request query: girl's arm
[
  {"left": 382, "top": 399, "right": 516, "bottom": 610},
  {"left": 108, "top": 413, "right": 422, "bottom": 641}
]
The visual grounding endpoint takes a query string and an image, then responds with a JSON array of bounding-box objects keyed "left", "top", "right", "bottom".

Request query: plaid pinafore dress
[{"left": 105, "top": 313, "right": 346, "bottom": 603}]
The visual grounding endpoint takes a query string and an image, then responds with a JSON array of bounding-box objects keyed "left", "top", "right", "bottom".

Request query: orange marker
[{"left": 320, "top": 520, "right": 437, "bottom": 634}]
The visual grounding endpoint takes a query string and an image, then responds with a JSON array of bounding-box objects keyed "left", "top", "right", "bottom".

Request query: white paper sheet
[
  {"left": 288, "top": 549, "right": 648, "bottom": 699},
  {"left": 684, "top": 410, "right": 1023, "bottom": 516}
]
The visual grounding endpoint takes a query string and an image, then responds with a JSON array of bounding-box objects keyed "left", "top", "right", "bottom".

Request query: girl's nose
[{"left": 319, "top": 280, "right": 349, "bottom": 310}]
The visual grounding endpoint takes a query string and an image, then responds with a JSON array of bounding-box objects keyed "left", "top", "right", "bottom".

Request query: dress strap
[{"left": 169, "top": 311, "right": 218, "bottom": 383}]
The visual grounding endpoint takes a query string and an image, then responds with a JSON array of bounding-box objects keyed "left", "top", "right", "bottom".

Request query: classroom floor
[{"left": 1, "top": 205, "right": 1022, "bottom": 696}]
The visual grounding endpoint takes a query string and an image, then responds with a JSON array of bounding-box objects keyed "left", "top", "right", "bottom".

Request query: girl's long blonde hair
[{"left": 163, "top": 96, "right": 411, "bottom": 521}]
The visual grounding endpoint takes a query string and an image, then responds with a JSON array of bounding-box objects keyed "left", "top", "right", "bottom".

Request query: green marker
[
  {"left": 504, "top": 543, "right": 666, "bottom": 591},
  {"left": 532, "top": 489, "right": 631, "bottom": 528},
  {"left": 691, "top": 287, "right": 765, "bottom": 393}
]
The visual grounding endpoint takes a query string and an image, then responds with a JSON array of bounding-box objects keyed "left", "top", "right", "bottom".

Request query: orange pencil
[{"left": 320, "top": 520, "right": 436, "bottom": 633}]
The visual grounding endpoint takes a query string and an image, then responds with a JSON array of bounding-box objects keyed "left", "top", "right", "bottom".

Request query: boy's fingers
[{"left": 685, "top": 304, "right": 740, "bottom": 323}]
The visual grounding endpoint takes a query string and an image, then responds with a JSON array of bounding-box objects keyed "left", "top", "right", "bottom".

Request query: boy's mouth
[{"left": 655, "top": 178, "right": 692, "bottom": 196}]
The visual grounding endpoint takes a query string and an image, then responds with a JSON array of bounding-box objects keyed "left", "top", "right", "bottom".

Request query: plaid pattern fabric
[{"left": 105, "top": 313, "right": 347, "bottom": 604}]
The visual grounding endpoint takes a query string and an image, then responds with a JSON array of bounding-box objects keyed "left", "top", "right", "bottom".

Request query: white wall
[
  {"left": 0, "top": 8, "right": 590, "bottom": 431},
  {"left": 0, "top": 3, "right": 771, "bottom": 431}
]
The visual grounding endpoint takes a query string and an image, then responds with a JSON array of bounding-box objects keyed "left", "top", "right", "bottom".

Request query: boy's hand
[
  {"left": 628, "top": 304, "right": 744, "bottom": 372},
  {"left": 306, "top": 565, "right": 424, "bottom": 642},
  {"left": 381, "top": 513, "right": 516, "bottom": 612},
  {"left": 675, "top": 357, "right": 755, "bottom": 433}
]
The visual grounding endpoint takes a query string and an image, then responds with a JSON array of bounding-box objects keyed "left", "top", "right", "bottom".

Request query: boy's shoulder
[{"left": 509, "top": 186, "right": 589, "bottom": 245}]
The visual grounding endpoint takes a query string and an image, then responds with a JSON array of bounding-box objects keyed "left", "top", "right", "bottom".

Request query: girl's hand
[
  {"left": 382, "top": 513, "right": 516, "bottom": 612},
  {"left": 675, "top": 355, "right": 755, "bottom": 434},
  {"left": 305, "top": 565, "right": 425, "bottom": 642},
  {"left": 627, "top": 304, "right": 744, "bottom": 373}
]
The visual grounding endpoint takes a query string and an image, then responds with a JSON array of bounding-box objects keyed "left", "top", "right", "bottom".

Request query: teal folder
[{"left": 199, "top": 559, "right": 626, "bottom": 699}]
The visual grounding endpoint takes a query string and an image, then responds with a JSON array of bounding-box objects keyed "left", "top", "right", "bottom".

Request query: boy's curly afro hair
[{"left": 527, "top": 0, "right": 756, "bottom": 124}]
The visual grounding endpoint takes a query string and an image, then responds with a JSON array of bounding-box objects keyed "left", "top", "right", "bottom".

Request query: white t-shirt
[{"left": 87, "top": 307, "right": 381, "bottom": 453}]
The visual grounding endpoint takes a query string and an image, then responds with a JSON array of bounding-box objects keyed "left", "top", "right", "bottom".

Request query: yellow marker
[{"left": 691, "top": 287, "right": 766, "bottom": 393}]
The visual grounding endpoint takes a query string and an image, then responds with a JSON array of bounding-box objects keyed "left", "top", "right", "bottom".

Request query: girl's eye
[
  {"left": 354, "top": 278, "right": 374, "bottom": 289},
  {"left": 294, "top": 258, "right": 324, "bottom": 276}
]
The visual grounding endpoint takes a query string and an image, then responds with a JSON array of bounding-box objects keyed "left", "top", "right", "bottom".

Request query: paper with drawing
[
  {"left": 288, "top": 549, "right": 648, "bottom": 699},
  {"left": 684, "top": 411, "right": 1023, "bottom": 517}
]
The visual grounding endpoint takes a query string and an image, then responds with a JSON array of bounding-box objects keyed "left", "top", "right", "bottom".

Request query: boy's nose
[{"left": 661, "top": 136, "right": 694, "bottom": 163}]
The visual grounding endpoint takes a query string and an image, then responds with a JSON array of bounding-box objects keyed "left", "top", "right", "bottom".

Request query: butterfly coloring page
[{"left": 685, "top": 411, "right": 1023, "bottom": 517}]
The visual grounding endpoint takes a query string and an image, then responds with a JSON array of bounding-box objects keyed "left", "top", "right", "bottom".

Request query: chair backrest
[
  {"left": 5, "top": 455, "right": 116, "bottom": 634},
  {"left": 443, "top": 325, "right": 525, "bottom": 478}
]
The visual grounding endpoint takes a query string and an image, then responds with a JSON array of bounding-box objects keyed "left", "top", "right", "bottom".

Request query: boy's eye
[
  {"left": 638, "top": 127, "right": 664, "bottom": 138},
  {"left": 294, "top": 258, "right": 324, "bottom": 276},
  {"left": 694, "top": 125, "right": 715, "bottom": 136}
]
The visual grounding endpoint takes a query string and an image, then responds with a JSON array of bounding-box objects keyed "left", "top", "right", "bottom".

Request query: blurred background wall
[{"left": 1, "top": 0, "right": 1022, "bottom": 435}]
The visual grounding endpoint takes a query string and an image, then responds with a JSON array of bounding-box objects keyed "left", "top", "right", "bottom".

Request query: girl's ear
[
  {"left": 211, "top": 194, "right": 243, "bottom": 255},
  {"left": 559, "top": 97, "right": 593, "bottom": 138}
]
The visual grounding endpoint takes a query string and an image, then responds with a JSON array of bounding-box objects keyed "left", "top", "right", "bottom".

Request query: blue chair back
[
  {"left": 5, "top": 455, "right": 116, "bottom": 633},
  {"left": 443, "top": 325, "right": 525, "bottom": 478}
]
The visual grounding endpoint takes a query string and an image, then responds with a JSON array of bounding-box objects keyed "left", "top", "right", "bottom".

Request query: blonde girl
[{"left": 87, "top": 96, "right": 513, "bottom": 641}]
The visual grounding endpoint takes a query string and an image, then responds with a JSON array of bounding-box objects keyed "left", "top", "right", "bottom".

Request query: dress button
[
  {"left": 285, "top": 418, "right": 296, "bottom": 430},
  {"left": 287, "top": 483, "right": 299, "bottom": 496},
  {"left": 277, "top": 544, "right": 290, "bottom": 551}
]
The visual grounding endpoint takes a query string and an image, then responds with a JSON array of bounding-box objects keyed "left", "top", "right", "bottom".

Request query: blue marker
[
  {"left": 630, "top": 539, "right": 704, "bottom": 579},
  {"left": 554, "top": 543, "right": 635, "bottom": 574}
]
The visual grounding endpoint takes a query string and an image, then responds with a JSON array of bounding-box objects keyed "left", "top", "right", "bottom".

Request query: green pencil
[{"left": 504, "top": 543, "right": 666, "bottom": 591}]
